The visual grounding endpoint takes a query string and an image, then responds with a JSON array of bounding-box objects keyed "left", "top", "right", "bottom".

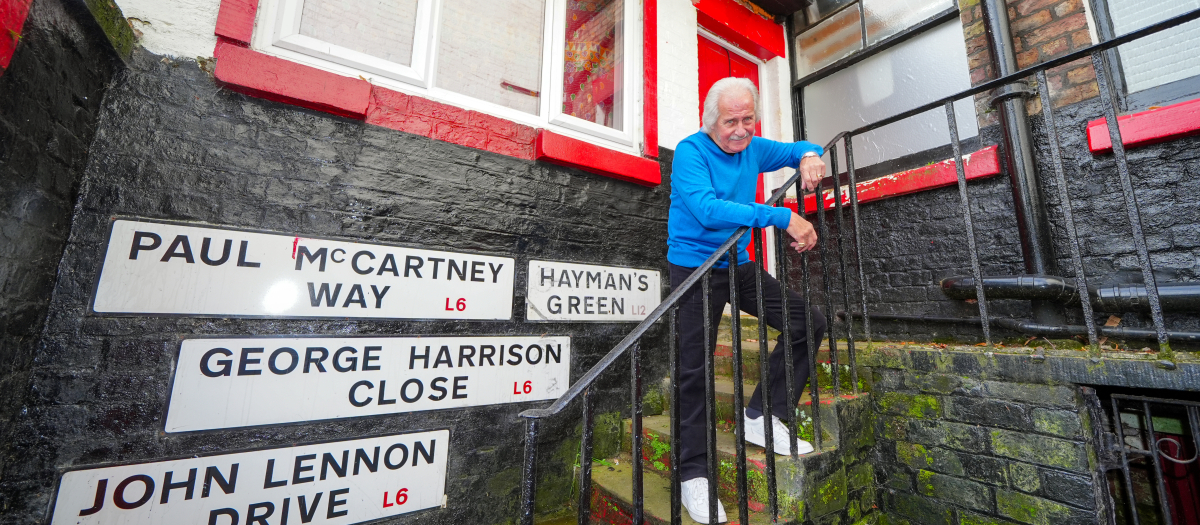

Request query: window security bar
[
  {"left": 1099, "top": 393, "right": 1200, "bottom": 525},
  {"left": 516, "top": 7, "right": 1200, "bottom": 524}
]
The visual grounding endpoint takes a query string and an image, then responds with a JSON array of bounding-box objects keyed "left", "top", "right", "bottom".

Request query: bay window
[{"left": 252, "top": 0, "right": 640, "bottom": 150}]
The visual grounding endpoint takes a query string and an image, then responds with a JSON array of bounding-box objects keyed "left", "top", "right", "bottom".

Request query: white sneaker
[
  {"left": 743, "top": 409, "right": 815, "bottom": 455},
  {"left": 680, "top": 477, "right": 727, "bottom": 524}
]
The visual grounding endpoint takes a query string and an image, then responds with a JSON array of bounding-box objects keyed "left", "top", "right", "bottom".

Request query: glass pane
[
  {"left": 804, "top": 0, "right": 855, "bottom": 26},
  {"left": 795, "top": 3, "right": 863, "bottom": 78},
  {"left": 863, "top": 0, "right": 953, "bottom": 45},
  {"left": 804, "top": 21, "right": 978, "bottom": 169},
  {"left": 562, "top": 0, "right": 624, "bottom": 130},
  {"left": 1109, "top": 0, "right": 1200, "bottom": 93},
  {"left": 300, "top": 0, "right": 419, "bottom": 66},
  {"left": 436, "top": 0, "right": 546, "bottom": 115}
]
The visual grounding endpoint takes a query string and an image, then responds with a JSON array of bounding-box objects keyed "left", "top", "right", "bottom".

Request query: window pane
[
  {"left": 804, "top": 0, "right": 855, "bottom": 26},
  {"left": 300, "top": 0, "right": 419, "bottom": 67},
  {"left": 1109, "top": 0, "right": 1200, "bottom": 93},
  {"left": 562, "top": 0, "right": 624, "bottom": 130},
  {"left": 795, "top": 3, "right": 863, "bottom": 78},
  {"left": 436, "top": 0, "right": 545, "bottom": 115},
  {"left": 863, "top": 0, "right": 953, "bottom": 45},
  {"left": 804, "top": 21, "right": 977, "bottom": 169}
]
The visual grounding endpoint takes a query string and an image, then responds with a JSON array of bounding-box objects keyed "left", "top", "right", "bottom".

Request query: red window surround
[
  {"left": 783, "top": 146, "right": 1002, "bottom": 214},
  {"left": 212, "top": 0, "right": 661, "bottom": 187},
  {"left": 1086, "top": 97, "right": 1200, "bottom": 154},
  {"left": 694, "top": 0, "right": 786, "bottom": 61},
  {"left": 0, "top": 0, "right": 34, "bottom": 75}
]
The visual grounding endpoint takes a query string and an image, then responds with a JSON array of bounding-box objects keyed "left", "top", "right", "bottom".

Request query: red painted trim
[
  {"left": 784, "top": 146, "right": 1002, "bottom": 213},
  {"left": 365, "top": 85, "right": 537, "bottom": 160},
  {"left": 214, "top": 41, "right": 371, "bottom": 119},
  {"left": 0, "top": 0, "right": 34, "bottom": 74},
  {"left": 1086, "top": 97, "right": 1200, "bottom": 153},
  {"left": 535, "top": 130, "right": 662, "bottom": 186},
  {"left": 693, "top": 0, "right": 785, "bottom": 61},
  {"left": 215, "top": 0, "right": 257, "bottom": 45},
  {"left": 642, "top": 0, "right": 658, "bottom": 158}
]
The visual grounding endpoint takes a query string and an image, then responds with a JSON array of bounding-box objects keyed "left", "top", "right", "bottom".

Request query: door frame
[{"left": 697, "top": 27, "right": 781, "bottom": 277}]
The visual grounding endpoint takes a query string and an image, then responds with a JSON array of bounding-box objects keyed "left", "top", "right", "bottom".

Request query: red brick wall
[{"left": 960, "top": 0, "right": 1099, "bottom": 125}]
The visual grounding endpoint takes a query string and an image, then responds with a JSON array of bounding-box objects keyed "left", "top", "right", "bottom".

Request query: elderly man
[{"left": 669, "top": 77, "right": 828, "bottom": 523}]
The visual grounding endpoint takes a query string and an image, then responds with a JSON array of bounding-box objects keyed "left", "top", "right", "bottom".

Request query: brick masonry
[
  {"left": 961, "top": 0, "right": 1100, "bottom": 126},
  {"left": 0, "top": 0, "right": 119, "bottom": 487},
  {"left": 0, "top": 39, "right": 674, "bottom": 524},
  {"left": 859, "top": 345, "right": 1200, "bottom": 525}
]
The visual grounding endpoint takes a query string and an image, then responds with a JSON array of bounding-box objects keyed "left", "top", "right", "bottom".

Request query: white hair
[{"left": 702, "top": 77, "right": 760, "bottom": 133}]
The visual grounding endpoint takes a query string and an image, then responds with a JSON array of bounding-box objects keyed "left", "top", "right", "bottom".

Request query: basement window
[
  {"left": 252, "top": 0, "right": 640, "bottom": 150},
  {"left": 1089, "top": 387, "right": 1200, "bottom": 524}
]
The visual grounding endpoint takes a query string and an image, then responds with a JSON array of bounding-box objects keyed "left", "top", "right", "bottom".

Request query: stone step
[
  {"left": 622, "top": 410, "right": 844, "bottom": 520},
  {"left": 589, "top": 453, "right": 780, "bottom": 525},
  {"left": 714, "top": 343, "right": 866, "bottom": 393}
]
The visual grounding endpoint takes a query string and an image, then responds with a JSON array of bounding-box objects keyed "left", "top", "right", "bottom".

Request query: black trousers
[{"left": 669, "top": 262, "right": 827, "bottom": 482}]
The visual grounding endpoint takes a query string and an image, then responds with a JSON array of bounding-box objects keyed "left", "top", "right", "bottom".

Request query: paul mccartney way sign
[
  {"left": 165, "top": 336, "right": 570, "bottom": 432},
  {"left": 92, "top": 219, "right": 515, "bottom": 320},
  {"left": 526, "top": 260, "right": 661, "bottom": 322},
  {"left": 51, "top": 431, "right": 448, "bottom": 525}
]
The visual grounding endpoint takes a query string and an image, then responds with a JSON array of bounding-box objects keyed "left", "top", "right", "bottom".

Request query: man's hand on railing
[
  {"left": 799, "top": 154, "right": 825, "bottom": 191},
  {"left": 785, "top": 212, "right": 817, "bottom": 253}
]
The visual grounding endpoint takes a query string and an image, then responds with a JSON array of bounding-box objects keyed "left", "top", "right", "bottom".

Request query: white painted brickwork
[
  {"left": 118, "top": 0, "right": 222, "bottom": 60},
  {"left": 656, "top": 0, "right": 701, "bottom": 150}
]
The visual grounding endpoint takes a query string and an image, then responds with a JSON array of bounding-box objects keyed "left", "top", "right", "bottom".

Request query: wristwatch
[{"left": 802, "top": 151, "right": 819, "bottom": 158}]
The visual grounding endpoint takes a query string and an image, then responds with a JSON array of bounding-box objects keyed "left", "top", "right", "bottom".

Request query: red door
[{"left": 698, "top": 35, "right": 766, "bottom": 265}]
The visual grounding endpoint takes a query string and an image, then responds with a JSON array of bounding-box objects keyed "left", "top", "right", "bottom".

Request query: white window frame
[{"left": 250, "top": 0, "right": 643, "bottom": 154}]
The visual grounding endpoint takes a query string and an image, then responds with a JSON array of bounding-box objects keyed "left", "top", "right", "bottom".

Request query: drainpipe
[{"left": 979, "top": 0, "right": 1064, "bottom": 325}]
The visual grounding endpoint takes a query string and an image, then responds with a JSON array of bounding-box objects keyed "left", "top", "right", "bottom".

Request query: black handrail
[{"left": 517, "top": 148, "right": 827, "bottom": 420}]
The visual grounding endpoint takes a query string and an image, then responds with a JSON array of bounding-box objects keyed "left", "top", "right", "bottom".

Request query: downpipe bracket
[{"left": 987, "top": 81, "right": 1036, "bottom": 107}]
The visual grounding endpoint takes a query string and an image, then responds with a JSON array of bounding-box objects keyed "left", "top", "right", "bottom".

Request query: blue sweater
[{"left": 668, "top": 131, "right": 823, "bottom": 268}]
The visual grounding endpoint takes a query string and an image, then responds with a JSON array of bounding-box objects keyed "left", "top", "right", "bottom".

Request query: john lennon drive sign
[
  {"left": 51, "top": 431, "right": 448, "bottom": 525},
  {"left": 92, "top": 219, "right": 515, "bottom": 319},
  {"left": 165, "top": 336, "right": 570, "bottom": 432}
]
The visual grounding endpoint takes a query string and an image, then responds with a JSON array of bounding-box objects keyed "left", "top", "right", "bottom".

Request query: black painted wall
[
  {"left": 796, "top": 96, "right": 1200, "bottom": 345},
  {"left": 0, "top": 0, "right": 119, "bottom": 484},
  {"left": 0, "top": 44, "right": 673, "bottom": 522}
]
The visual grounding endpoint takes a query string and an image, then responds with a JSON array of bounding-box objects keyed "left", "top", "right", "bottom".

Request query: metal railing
[{"left": 517, "top": 8, "right": 1200, "bottom": 524}]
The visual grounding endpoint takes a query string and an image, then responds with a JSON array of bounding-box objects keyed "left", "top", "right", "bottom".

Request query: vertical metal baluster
[
  {"left": 799, "top": 187, "right": 823, "bottom": 452},
  {"left": 728, "top": 247, "right": 750, "bottom": 525},
  {"left": 818, "top": 145, "right": 840, "bottom": 399},
  {"left": 520, "top": 418, "right": 540, "bottom": 525},
  {"left": 669, "top": 307, "right": 682, "bottom": 525},
  {"left": 753, "top": 229, "right": 780, "bottom": 521},
  {"left": 1092, "top": 50, "right": 1170, "bottom": 351},
  {"left": 1035, "top": 70, "right": 1099, "bottom": 350},
  {"left": 773, "top": 199, "right": 799, "bottom": 460},
  {"left": 844, "top": 134, "right": 871, "bottom": 344},
  {"left": 832, "top": 137, "right": 859, "bottom": 395},
  {"left": 1112, "top": 398, "right": 1141, "bottom": 525},
  {"left": 1188, "top": 406, "right": 1200, "bottom": 488},
  {"left": 945, "top": 101, "right": 993, "bottom": 345},
  {"left": 1143, "top": 402, "right": 1174, "bottom": 525},
  {"left": 578, "top": 390, "right": 594, "bottom": 525},
  {"left": 631, "top": 341, "right": 644, "bottom": 524},
  {"left": 702, "top": 272, "right": 719, "bottom": 525}
]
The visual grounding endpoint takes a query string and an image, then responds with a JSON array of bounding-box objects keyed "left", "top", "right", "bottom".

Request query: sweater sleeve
[
  {"left": 672, "top": 142, "right": 794, "bottom": 230},
  {"left": 754, "top": 138, "right": 824, "bottom": 173}
]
